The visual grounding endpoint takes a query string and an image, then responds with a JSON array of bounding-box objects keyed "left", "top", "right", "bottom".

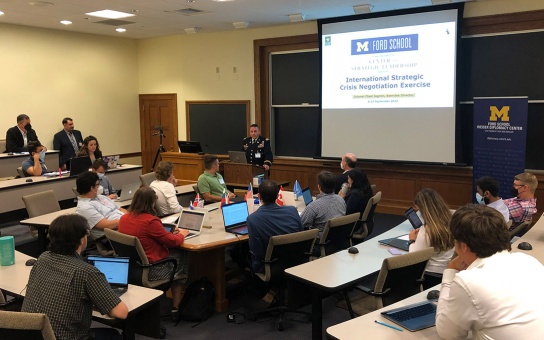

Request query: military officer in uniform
[{"left": 242, "top": 124, "right": 273, "bottom": 170}]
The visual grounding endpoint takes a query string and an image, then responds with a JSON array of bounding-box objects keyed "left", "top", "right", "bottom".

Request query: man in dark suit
[
  {"left": 242, "top": 124, "right": 273, "bottom": 170},
  {"left": 53, "top": 117, "right": 84, "bottom": 170},
  {"left": 4, "top": 114, "right": 40, "bottom": 153},
  {"left": 335, "top": 152, "right": 357, "bottom": 194}
]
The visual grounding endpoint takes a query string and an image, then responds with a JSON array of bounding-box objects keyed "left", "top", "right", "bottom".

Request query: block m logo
[
  {"left": 489, "top": 106, "right": 510, "bottom": 122},
  {"left": 356, "top": 41, "right": 369, "bottom": 52}
]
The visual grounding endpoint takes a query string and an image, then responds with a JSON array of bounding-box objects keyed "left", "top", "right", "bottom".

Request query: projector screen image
[{"left": 320, "top": 5, "right": 462, "bottom": 164}]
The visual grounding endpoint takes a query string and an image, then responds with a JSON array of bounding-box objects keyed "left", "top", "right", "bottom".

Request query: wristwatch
[{"left": 408, "top": 239, "right": 416, "bottom": 245}]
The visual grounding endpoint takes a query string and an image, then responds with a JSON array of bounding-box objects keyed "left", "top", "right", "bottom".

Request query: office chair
[
  {"left": 192, "top": 184, "right": 200, "bottom": 195},
  {"left": 314, "top": 213, "right": 360, "bottom": 258},
  {"left": 351, "top": 191, "right": 382, "bottom": 244},
  {"left": 22, "top": 190, "right": 61, "bottom": 239},
  {"left": 71, "top": 187, "right": 80, "bottom": 197},
  {"left": 342, "top": 247, "right": 434, "bottom": 318},
  {"left": 139, "top": 172, "right": 157, "bottom": 187},
  {"left": 509, "top": 221, "right": 531, "bottom": 240},
  {"left": 104, "top": 229, "right": 185, "bottom": 291},
  {"left": 17, "top": 167, "right": 24, "bottom": 178},
  {"left": 249, "top": 229, "right": 318, "bottom": 331},
  {"left": 0, "top": 311, "right": 56, "bottom": 340}
]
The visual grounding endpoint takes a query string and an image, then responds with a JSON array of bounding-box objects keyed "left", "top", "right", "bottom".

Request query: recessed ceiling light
[
  {"left": 116, "top": 28, "right": 127, "bottom": 33},
  {"left": 60, "top": 20, "right": 72, "bottom": 25},
  {"left": 85, "top": 9, "right": 135, "bottom": 19},
  {"left": 187, "top": 0, "right": 196, "bottom": 3},
  {"left": 0, "top": 11, "right": 4, "bottom": 16}
]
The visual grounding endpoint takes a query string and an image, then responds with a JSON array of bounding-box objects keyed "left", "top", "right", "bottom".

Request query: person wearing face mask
[
  {"left": 76, "top": 171, "right": 127, "bottom": 239},
  {"left": 334, "top": 152, "right": 358, "bottom": 194},
  {"left": 5, "top": 114, "right": 41, "bottom": 153},
  {"left": 503, "top": 172, "right": 538, "bottom": 230},
  {"left": 21, "top": 141, "right": 48, "bottom": 177},
  {"left": 475, "top": 176, "right": 509, "bottom": 221},
  {"left": 91, "top": 159, "right": 117, "bottom": 199}
]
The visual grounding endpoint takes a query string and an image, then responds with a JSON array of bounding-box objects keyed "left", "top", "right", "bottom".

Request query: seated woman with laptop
[
  {"left": 408, "top": 188, "right": 455, "bottom": 289},
  {"left": 118, "top": 187, "right": 190, "bottom": 321},
  {"left": 150, "top": 161, "right": 183, "bottom": 216}
]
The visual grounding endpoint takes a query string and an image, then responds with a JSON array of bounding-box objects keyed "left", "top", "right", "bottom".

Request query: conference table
[
  {"left": 0, "top": 251, "right": 163, "bottom": 340},
  {"left": 0, "top": 164, "right": 142, "bottom": 215},
  {"left": 325, "top": 214, "right": 544, "bottom": 340},
  {"left": 285, "top": 219, "right": 413, "bottom": 340},
  {"left": 18, "top": 185, "right": 293, "bottom": 313}
]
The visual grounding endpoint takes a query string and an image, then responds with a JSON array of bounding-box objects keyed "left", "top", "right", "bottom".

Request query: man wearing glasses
[
  {"left": 76, "top": 171, "right": 127, "bottom": 238},
  {"left": 503, "top": 172, "right": 538, "bottom": 229}
]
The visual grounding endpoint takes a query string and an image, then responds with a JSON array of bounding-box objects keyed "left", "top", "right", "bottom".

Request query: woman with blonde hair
[{"left": 408, "top": 188, "right": 455, "bottom": 288}]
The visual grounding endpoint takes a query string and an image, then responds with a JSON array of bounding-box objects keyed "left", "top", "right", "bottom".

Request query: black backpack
[{"left": 177, "top": 277, "right": 215, "bottom": 324}]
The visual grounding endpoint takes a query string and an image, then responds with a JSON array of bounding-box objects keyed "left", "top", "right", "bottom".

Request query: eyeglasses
[
  {"left": 513, "top": 183, "right": 526, "bottom": 188},
  {"left": 94, "top": 182, "right": 100, "bottom": 187}
]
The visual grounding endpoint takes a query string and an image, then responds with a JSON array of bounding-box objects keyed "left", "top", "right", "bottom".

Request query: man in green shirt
[{"left": 197, "top": 155, "right": 235, "bottom": 202}]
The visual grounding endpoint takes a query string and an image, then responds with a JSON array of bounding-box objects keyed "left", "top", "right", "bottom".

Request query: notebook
[
  {"left": 87, "top": 256, "right": 129, "bottom": 296},
  {"left": 378, "top": 235, "right": 410, "bottom": 251},
  {"left": 301, "top": 187, "right": 313, "bottom": 206},
  {"left": 69, "top": 156, "right": 92, "bottom": 177},
  {"left": 228, "top": 150, "right": 247, "bottom": 164},
  {"left": 222, "top": 201, "right": 250, "bottom": 235},
  {"left": 405, "top": 207, "right": 423, "bottom": 229},
  {"left": 162, "top": 209, "right": 206, "bottom": 240},
  {"left": 381, "top": 301, "right": 437, "bottom": 332},
  {"left": 103, "top": 155, "right": 120, "bottom": 169},
  {"left": 115, "top": 182, "right": 141, "bottom": 202}
]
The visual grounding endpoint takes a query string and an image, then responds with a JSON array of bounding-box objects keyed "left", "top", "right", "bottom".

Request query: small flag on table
[
  {"left": 293, "top": 180, "right": 302, "bottom": 200},
  {"left": 221, "top": 189, "right": 230, "bottom": 208},
  {"left": 276, "top": 185, "right": 284, "bottom": 206}
]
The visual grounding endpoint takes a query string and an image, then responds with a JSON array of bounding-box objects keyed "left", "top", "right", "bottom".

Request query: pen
[{"left": 374, "top": 320, "right": 403, "bottom": 332}]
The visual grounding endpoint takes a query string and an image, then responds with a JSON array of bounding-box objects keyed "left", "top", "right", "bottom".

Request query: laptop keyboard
[
  {"left": 111, "top": 287, "right": 127, "bottom": 297},
  {"left": 387, "top": 303, "right": 436, "bottom": 322}
]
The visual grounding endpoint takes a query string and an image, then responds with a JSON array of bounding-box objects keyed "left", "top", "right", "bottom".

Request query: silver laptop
[
  {"left": 103, "top": 155, "right": 120, "bottom": 169},
  {"left": 162, "top": 209, "right": 206, "bottom": 240},
  {"left": 381, "top": 301, "right": 437, "bottom": 331},
  {"left": 115, "top": 182, "right": 141, "bottom": 202},
  {"left": 228, "top": 151, "right": 247, "bottom": 164}
]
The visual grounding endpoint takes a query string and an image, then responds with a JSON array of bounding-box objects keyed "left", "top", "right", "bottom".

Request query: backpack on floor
[{"left": 177, "top": 277, "right": 215, "bottom": 324}]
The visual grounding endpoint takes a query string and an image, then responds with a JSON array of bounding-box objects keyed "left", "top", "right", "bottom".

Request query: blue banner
[{"left": 473, "top": 97, "right": 528, "bottom": 200}]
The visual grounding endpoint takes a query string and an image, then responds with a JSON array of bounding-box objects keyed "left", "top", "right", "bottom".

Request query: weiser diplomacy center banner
[{"left": 473, "top": 97, "right": 528, "bottom": 200}]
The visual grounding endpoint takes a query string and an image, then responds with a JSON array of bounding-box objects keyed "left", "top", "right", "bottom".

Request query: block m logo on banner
[{"left": 489, "top": 106, "right": 510, "bottom": 122}]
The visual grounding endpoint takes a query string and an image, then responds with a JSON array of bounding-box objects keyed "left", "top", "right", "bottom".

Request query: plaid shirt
[
  {"left": 503, "top": 197, "right": 537, "bottom": 228},
  {"left": 22, "top": 251, "right": 121, "bottom": 340}
]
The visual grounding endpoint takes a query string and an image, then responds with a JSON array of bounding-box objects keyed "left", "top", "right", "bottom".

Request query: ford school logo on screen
[{"left": 351, "top": 34, "right": 418, "bottom": 55}]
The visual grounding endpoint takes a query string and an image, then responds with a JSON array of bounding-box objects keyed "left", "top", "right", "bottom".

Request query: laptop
[
  {"left": 103, "top": 155, "right": 120, "bottom": 169},
  {"left": 301, "top": 187, "right": 313, "bottom": 206},
  {"left": 378, "top": 236, "right": 410, "bottom": 251},
  {"left": 228, "top": 151, "right": 247, "bottom": 164},
  {"left": 115, "top": 182, "right": 141, "bottom": 202},
  {"left": 178, "top": 141, "right": 203, "bottom": 154},
  {"left": 87, "top": 256, "right": 129, "bottom": 296},
  {"left": 162, "top": 209, "right": 206, "bottom": 239},
  {"left": 69, "top": 156, "right": 92, "bottom": 177},
  {"left": 405, "top": 207, "right": 423, "bottom": 229},
  {"left": 222, "top": 201, "right": 250, "bottom": 235},
  {"left": 381, "top": 301, "right": 437, "bottom": 331}
]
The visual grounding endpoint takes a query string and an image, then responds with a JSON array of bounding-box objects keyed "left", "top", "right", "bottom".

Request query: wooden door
[{"left": 139, "top": 94, "right": 178, "bottom": 172}]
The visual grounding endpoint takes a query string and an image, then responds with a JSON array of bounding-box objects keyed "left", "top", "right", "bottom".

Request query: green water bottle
[{"left": 0, "top": 236, "right": 15, "bottom": 266}]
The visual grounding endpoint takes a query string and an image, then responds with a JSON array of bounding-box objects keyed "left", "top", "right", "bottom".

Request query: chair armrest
[{"left": 355, "top": 285, "right": 391, "bottom": 296}]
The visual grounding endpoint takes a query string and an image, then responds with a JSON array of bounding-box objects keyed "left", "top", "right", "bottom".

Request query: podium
[
  {"left": 223, "top": 162, "right": 265, "bottom": 185},
  {"left": 160, "top": 152, "right": 206, "bottom": 185}
]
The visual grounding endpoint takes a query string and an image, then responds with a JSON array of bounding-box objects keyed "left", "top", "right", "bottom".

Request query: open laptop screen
[
  {"left": 179, "top": 210, "right": 205, "bottom": 232},
  {"left": 302, "top": 187, "right": 313, "bottom": 205},
  {"left": 87, "top": 256, "right": 129, "bottom": 286},
  {"left": 222, "top": 201, "right": 249, "bottom": 227}
]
